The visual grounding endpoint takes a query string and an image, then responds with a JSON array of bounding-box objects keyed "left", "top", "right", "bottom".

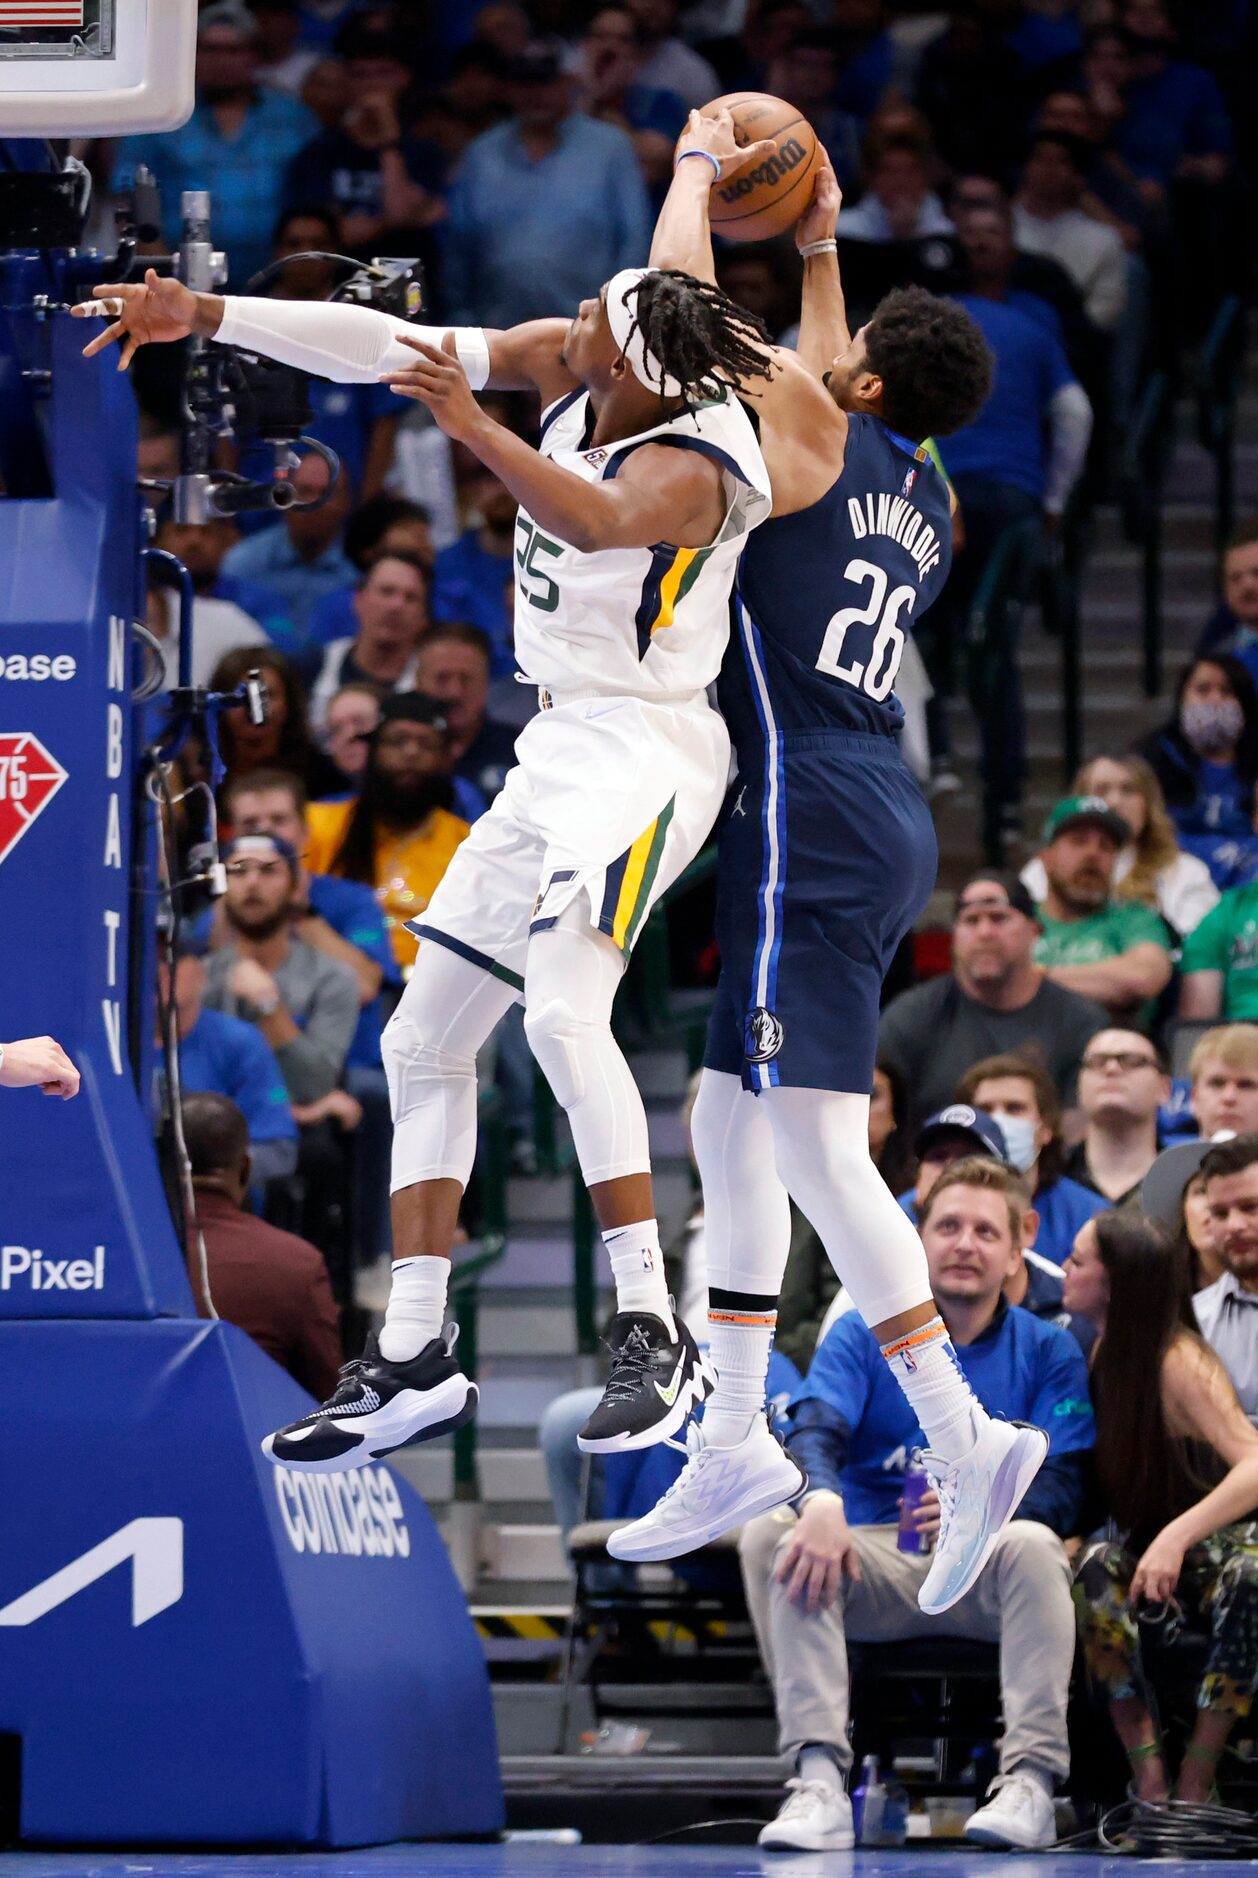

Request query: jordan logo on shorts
[{"left": 744, "top": 1006, "right": 784, "bottom": 1064}]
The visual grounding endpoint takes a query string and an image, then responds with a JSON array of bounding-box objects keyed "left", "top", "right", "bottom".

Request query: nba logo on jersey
[
  {"left": 900, "top": 466, "right": 917, "bottom": 499},
  {"left": 744, "top": 1006, "right": 784, "bottom": 1064}
]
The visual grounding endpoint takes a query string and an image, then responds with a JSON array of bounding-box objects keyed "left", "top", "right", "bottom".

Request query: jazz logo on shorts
[
  {"left": 0, "top": 732, "right": 67, "bottom": 868},
  {"left": 744, "top": 1006, "right": 785, "bottom": 1065}
]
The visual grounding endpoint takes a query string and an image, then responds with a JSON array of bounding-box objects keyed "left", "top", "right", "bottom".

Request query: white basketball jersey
[{"left": 511, "top": 388, "right": 772, "bottom": 695}]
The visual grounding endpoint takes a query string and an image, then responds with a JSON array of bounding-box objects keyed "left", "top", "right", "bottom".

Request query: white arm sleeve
[
  {"left": 214, "top": 295, "right": 491, "bottom": 390},
  {"left": 1043, "top": 379, "right": 1093, "bottom": 516}
]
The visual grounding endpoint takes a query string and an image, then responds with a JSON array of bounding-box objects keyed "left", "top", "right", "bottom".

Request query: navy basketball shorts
[{"left": 705, "top": 730, "right": 938, "bottom": 1094}]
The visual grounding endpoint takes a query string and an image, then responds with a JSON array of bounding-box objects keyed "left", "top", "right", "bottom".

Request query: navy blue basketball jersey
[{"left": 721, "top": 413, "right": 953, "bottom": 760}]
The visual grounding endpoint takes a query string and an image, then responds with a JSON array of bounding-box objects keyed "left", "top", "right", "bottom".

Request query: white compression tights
[
  {"left": 383, "top": 942, "right": 517, "bottom": 1192},
  {"left": 383, "top": 904, "right": 651, "bottom": 1197},
  {"left": 694, "top": 1070, "right": 933, "bottom": 1327},
  {"left": 522, "top": 907, "right": 650, "bottom": 1185}
]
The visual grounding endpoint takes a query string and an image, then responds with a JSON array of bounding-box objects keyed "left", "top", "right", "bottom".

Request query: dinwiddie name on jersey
[{"left": 846, "top": 493, "right": 942, "bottom": 582}]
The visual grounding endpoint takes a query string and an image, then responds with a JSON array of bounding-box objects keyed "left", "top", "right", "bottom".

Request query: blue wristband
[{"left": 676, "top": 148, "right": 721, "bottom": 181}]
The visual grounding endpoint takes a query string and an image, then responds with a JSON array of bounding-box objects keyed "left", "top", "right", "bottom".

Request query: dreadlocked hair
[
  {"left": 863, "top": 285, "right": 993, "bottom": 442},
  {"left": 623, "top": 268, "right": 775, "bottom": 410}
]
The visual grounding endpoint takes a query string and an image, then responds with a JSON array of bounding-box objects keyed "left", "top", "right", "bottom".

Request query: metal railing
[
  {"left": 1119, "top": 370, "right": 1175, "bottom": 700},
  {"left": 1197, "top": 294, "right": 1246, "bottom": 558}
]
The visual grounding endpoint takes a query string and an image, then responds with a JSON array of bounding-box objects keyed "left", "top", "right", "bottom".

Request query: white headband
[{"left": 604, "top": 266, "right": 684, "bottom": 398}]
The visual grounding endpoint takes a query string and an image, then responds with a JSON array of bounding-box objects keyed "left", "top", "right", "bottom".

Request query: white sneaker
[
  {"left": 964, "top": 1773, "right": 1056, "bottom": 1848},
  {"left": 917, "top": 1411, "right": 1048, "bottom": 1615},
  {"left": 758, "top": 1778, "right": 855, "bottom": 1851},
  {"left": 605, "top": 1415, "right": 805, "bottom": 1562}
]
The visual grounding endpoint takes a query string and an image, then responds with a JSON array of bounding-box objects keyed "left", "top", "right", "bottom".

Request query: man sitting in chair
[{"left": 741, "top": 1158, "right": 1093, "bottom": 1854}]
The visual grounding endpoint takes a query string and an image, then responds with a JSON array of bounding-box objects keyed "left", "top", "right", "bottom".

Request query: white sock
[
  {"left": 603, "top": 1218, "right": 674, "bottom": 1334},
  {"left": 798, "top": 1743, "right": 844, "bottom": 1795},
  {"left": 703, "top": 1299, "right": 777, "bottom": 1448},
  {"left": 379, "top": 1255, "right": 450, "bottom": 1362},
  {"left": 880, "top": 1317, "right": 983, "bottom": 1463}
]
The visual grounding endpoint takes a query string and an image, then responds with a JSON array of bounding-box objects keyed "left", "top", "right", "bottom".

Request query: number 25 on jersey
[{"left": 815, "top": 558, "right": 916, "bottom": 701}]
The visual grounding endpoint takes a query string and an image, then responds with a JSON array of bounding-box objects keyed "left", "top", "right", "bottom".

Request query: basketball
[{"left": 697, "top": 92, "right": 822, "bottom": 243}]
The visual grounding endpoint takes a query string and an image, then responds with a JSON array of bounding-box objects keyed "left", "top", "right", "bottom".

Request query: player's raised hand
[
  {"left": 675, "top": 105, "right": 776, "bottom": 179},
  {"left": 795, "top": 158, "right": 842, "bottom": 251},
  {"left": 385, "top": 334, "right": 487, "bottom": 443},
  {"left": 72, "top": 267, "right": 197, "bottom": 368},
  {"left": 0, "top": 1035, "right": 80, "bottom": 1099}
]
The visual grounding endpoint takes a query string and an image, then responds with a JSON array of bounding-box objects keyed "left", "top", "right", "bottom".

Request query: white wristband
[
  {"left": 798, "top": 238, "right": 838, "bottom": 259},
  {"left": 676, "top": 148, "right": 721, "bottom": 180}
]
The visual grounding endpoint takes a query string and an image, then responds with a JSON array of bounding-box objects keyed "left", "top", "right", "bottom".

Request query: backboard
[{"left": 0, "top": 0, "right": 196, "bottom": 135}]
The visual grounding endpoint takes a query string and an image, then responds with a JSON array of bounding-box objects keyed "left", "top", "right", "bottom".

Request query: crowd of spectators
[{"left": 39, "top": 0, "right": 1258, "bottom": 1843}]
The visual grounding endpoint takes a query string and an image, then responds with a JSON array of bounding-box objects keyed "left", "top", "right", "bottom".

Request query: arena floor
[{"left": 0, "top": 1850, "right": 1239, "bottom": 1877}]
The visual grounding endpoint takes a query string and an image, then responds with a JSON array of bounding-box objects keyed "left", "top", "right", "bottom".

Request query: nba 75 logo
[{"left": 0, "top": 732, "right": 67, "bottom": 866}]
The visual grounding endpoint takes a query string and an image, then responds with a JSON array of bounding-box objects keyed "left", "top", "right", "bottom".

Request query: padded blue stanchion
[{"left": 0, "top": 1319, "right": 503, "bottom": 1844}]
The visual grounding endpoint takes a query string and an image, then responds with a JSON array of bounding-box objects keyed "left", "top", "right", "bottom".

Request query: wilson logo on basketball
[{"left": 717, "top": 139, "right": 808, "bottom": 204}]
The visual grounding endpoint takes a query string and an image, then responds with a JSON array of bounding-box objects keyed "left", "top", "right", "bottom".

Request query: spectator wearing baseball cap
[
  {"left": 303, "top": 693, "right": 470, "bottom": 971},
  {"left": 897, "top": 1104, "right": 1010, "bottom": 1224},
  {"left": 878, "top": 868, "right": 1110, "bottom": 1126},
  {"left": 1032, "top": 796, "right": 1173, "bottom": 1026},
  {"left": 955, "top": 1052, "right": 1108, "bottom": 1266},
  {"left": 202, "top": 832, "right": 360, "bottom": 1105}
]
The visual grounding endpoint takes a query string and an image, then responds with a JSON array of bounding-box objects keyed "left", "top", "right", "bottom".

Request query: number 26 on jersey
[{"left": 815, "top": 558, "right": 916, "bottom": 701}]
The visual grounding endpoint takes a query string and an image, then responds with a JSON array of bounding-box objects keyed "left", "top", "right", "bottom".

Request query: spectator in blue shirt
[
  {"left": 305, "top": 494, "right": 435, "bottom": 658},
  {"left": 933, "top": 293, "right": 1091, "bottom": 809},
  {"left": 1134, "top": 655, "right": 1258, "bottom": 883},
  {"left": 1196, "top": 521, "right": 1258, "bottom": 693},
  {"left": 416, "top": 624, "right": 519, "bottom": 808},
  {"left": 1116, "top": 0, "right": 1233, "bottom": 189},
  {"left": 742, "top": 1155, "right": 1093, "bottom": 1854},
  {"left": 283, "top": 22, "right": 447, "bottom": 286},
  {"left": 956, "top": 1054, "right": 1108, "bottom": 1267},
  {"left": 431, "top": 469, "right": 517, "bottom": 676},
  {"left": 576, "top": 7, "right": 690, "bottom": 204},
  {"left": 111, "top": 3, "right": 317, "bottom": 288},
  {"left": 221, "top": 767, "right": 398, "bottom": 1260},
  {"left": 160, "top": 949, "right": 297, "bottom": 1190},
  {"left": 221, "top": 451, "right": 356, "bottom": 649},
  {"left": 444, "top": 38, "right": 651, "bottom": 328}
]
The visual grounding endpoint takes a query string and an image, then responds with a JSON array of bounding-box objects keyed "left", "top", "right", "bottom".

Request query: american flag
[{"left": 0, "top": 3, "right": 85, "bottom": 22}]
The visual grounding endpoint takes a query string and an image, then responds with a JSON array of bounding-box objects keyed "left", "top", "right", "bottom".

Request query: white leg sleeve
[
  {"left": 382, "top": 941, "right": 518, "bottom": 1192},
  {"left": 522, "top": 906, "right": 650, "bottom": 1186},
  {"left": 691, "top": 1069, "right": 793, "bottom": 1298},
  {"left": 763, "top": 1085, "right": 933, "bottom": 1327}
]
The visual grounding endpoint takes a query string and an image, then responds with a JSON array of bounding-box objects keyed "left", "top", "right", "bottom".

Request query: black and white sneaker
[
  {"left": 577, "top": 1309, "right": 715, "bottom": 1454},
  {"left": 261, "top": 1327, "right": 478, "bottom": 1474}
]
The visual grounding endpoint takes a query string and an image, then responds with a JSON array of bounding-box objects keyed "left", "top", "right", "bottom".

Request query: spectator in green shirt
[
  {"left": 1179, "top": 881, "right": 1258, "bottom": 1021},
  {"left": 1032, "top": 795, "right": 1173, "bottom": 1027}
]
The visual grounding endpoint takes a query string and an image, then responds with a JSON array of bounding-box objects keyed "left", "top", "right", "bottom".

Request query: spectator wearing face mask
[
  {"left": 1134, "top": 655, "right": 1258, "bottom": 888},
  {"left": 955, "top": 1053, "right": 1108, "bottom": 1267}
]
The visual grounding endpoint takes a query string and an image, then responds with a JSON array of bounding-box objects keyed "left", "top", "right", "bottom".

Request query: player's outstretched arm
[
  {"left": 0, "top": 1035, "right": 80, "bottom": 1099},
  {"left": 649, "top": 107, "right": 775, "bottom": 285},
  {"left": 794, "top": 162, "right": 848, "bottom": 382},
  {"left": 386, "top": 335, "right": 723, "bottom": 553},
  {"left": 73, "top": 268, "right": 576, "bottom": 403}
]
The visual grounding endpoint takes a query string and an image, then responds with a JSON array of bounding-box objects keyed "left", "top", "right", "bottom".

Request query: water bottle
[
  {"left": 898, "top": 1451, "right": 931, "bottom": 1555},
  {"left": 881, "top": 1780, "right": 910, "bottom": 1846},
  {"left": 852, "top": 1754, "right": 886, "bottom": 1845}
]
